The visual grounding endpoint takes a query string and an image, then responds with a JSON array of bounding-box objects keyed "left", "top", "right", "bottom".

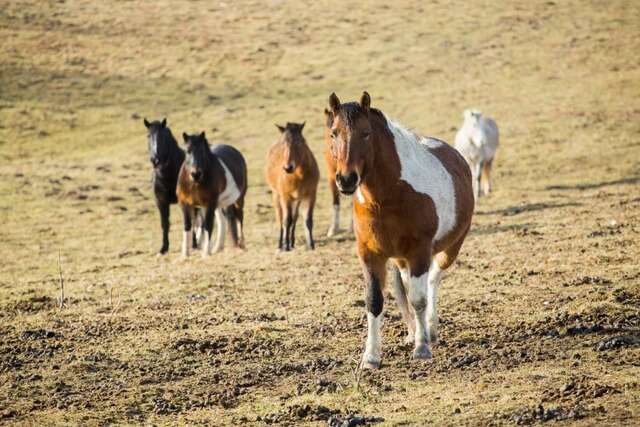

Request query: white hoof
[
  {"left": 412, "top": 344, "right": 432, "bottom": 360},
  {"left": 362, "top": 353, "right": 381, "bottom": 369}
]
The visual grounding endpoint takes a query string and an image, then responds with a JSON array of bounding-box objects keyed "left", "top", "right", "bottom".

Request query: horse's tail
[{"left": 225, "top": 207, "right": 240, "bottom": 248}]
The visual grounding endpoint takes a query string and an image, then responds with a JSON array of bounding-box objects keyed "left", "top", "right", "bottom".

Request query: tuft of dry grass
[{"left": 1, "top": 0, "right": 639, "bottom": 425}]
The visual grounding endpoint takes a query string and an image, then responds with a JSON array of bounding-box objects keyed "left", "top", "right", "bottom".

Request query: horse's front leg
[
  {"left": 157, "top": 201, "right": 170, "bottom": 255},
  {"left": 212, "top": 207, "right": 226, "bottom": 253},
  {"left": 360, "top": 252, "right": 387, "bottom": 369},
  {"left": 326, "top": 176, "right": 340, "bottom": 237},
  {"left": 201, "top": 205, "right": 215, "bottom": 258},
  {"left": 180, "top": 204, "right": 193, "bottom": 259}
]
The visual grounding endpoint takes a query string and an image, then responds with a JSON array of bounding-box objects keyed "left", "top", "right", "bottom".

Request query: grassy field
[{"left": 1, "top": 0, "right": 639, "bottom": 425}]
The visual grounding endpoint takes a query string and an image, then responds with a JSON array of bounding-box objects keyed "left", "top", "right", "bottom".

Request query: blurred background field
[{"left": 0, "top": 0, "right": 639, "bottom": 425}]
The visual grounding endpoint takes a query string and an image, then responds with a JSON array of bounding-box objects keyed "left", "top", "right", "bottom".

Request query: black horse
[{"left": 144, "top": 118, "right": 201, "bottom": 254}]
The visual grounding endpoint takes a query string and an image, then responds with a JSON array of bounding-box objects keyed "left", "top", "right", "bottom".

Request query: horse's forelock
[{"left": 339, "top": 103, "right": 367, "bottom": 128}]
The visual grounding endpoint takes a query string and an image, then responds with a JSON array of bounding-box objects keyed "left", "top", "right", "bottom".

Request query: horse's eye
[
  {"left": 331, "top": 131, "right": 338, "bottom": 140},
  {"left": 363, "top": 131, "right": 371, "bottom": 139}
]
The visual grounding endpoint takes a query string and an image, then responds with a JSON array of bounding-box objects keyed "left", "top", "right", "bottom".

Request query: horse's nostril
[{"left": 336, "top": 172, "right": 358, "bottom": 189}]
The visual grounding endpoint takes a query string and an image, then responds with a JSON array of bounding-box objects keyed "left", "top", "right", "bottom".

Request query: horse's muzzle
[{"left": 336, "top": 172, "right": 359, "bottom": 195}]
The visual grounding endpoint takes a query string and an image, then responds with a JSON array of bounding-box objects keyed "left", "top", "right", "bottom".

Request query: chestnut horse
[
  {"left": 323, "top": 110, "right": 353, "bottom": 237},
  {"left": 265, "top": 122, "right": 319, "bottom": 250},
  {"left": 325, "top": 92, "right": 474, "bottom": 368},
  {"left": 177, "top": 132, "right": 247, "bottom": 258}
]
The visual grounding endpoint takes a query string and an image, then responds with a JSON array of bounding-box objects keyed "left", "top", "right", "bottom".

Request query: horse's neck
[{"left": 360, "top": 117, "right": 398, "bottom": 202}]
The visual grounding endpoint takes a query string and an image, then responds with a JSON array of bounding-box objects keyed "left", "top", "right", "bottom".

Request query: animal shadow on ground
[{"left": 545, "top": 176, "right": 640, "bottom": 191}]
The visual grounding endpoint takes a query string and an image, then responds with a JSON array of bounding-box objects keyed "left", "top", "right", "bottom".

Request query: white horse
[{"left": 454, "top": 109, "right": 499, "bottom": 199}]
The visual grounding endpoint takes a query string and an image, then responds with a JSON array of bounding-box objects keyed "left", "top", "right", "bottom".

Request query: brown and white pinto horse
[
  {"left": 177, "top": 132, "right": 247, "bottom": 258},
  {"left": 265, "top": 122, "right": 319, "bottom": 250},
  {"left": 325, "top": 92, "right": 474, "bottom": 368}
]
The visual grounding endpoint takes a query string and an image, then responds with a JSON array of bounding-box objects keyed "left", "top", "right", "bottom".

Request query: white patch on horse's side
[
  {"left": 212, "top": 208, "right": 226, "bottom": 252},
  {"left": 427, "top": 259, "right": 443, "bottom": 344},
  {"left": 217, "top": 159, "right": 241, "bottom": 208},
  {"left": 356, "top": 187, "right": 365, "bottom": 204},
  {"left": 385, "top": 115, "right": 456, "bottom": 242},
  {"left": 181, "top": 230, "right": 191, "bottom": 258},
  {"left": 363, "top": 312, "right": 383, "bottom": 367}
]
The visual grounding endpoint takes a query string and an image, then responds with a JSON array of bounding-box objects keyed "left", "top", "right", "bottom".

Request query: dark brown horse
[
  {"left": 325, "top": 92, "right": 474, "bottom": 369},
  {"left": 176, "top": 132, "right": 247, "bottom": 258},
  {"left": 143, "top": 118, "right": 202, "bottom": 255},
  {"left": 265, "top": 122, "right": 319, "bottom": 250}
]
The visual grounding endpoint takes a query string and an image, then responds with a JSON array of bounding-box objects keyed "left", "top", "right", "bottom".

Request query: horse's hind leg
[
  {"left": 391, "top": 264, "right": 415, "bottom": 343},
  {"left": 234, "top": 197, "right": 245, "bottom": 249},
  {"left": 302, "top": 195, "right": 315, "bottom": 250},
  {"left": 212, "top": 207, "right": 226, "bottom": 253},
  {"left": 481, "top": 159, "right": 493, "bottom": 195},
  {"left": 429, "top": 225, "right": 470, "bottom": 344},
  {"left": 225, "top": 206, "right": 241, "bottom": 248},
  {"left": 201, "top": 206, "right": 215, "bottom": 258},
  {"left": 406, "top": 253, "right": 433, "bottom": 360}
]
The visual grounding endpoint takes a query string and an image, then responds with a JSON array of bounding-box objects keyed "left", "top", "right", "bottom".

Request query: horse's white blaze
[
  {"left": 181, "top": 230, "right": 191, "bottom": 258},
  {"left": 427, "top": 259, "right": 442, "bottom": 343},
  {"left": 217, "top": 159, "right": 241, "bottom": 208},
  {"left": 364, "top": 312, "right": 383, "bottom": 365},
  {"left": 212, "top": 208, "right": 226, "bottom": 252},
  {"left": 385, "top": 116, "right": 456, "bottom": 242}
]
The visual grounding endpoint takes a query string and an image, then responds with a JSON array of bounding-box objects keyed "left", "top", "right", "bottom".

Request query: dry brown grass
[{"left": 1, "top": 0, "right": 639, "bottom": 425}]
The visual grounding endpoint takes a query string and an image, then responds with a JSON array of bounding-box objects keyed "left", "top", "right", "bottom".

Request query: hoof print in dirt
[
  {"left": 507, "top": 404, "right": 594, "bottom": 425},
  {"left": 327, "top": 414, "right": 385, "bottom": 427},
  {"left": 258, "top": 404, "right": 342, "bottom": 424},
  {"left": 595, "top": 335, "right": 639, "bottom": 351}
]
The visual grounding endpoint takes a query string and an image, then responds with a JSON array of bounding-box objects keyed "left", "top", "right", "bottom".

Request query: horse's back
[{"left": 211, "top": 144, "right": 247, "bottom": 194}]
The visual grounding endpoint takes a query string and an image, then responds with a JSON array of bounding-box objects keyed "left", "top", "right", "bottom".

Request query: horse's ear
[
  {"left": 324, "top": 108, "right": 334, "bottom": 128},
  {"left": 329, "top": 92, "right": 341, "bottom": 113},
  {"left": 143, "top": 118, "right": 150, "bottom": 128},
  {"left": 360, "top": 91, "right": 371, "bottom": 113},
  {"left": 161, "top": 118, "right": 167, "bottom": 128},
  {"left": 299, "top": 121, "right": 305, "bottom": 132},
  {"left": 199, "top": 131, "right": 206, "bottom": 140},
  {"left": 275, "top": 124, "right": 285, "bottom": 133},
  {"left": 182, "top": 132, "right": 189, "bottom": 143}
]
